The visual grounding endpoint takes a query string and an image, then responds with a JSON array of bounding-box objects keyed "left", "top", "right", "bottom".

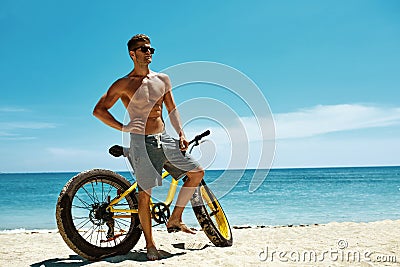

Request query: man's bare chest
[{"left": 125, "top": 76, "right": 165, "bottom": 103}]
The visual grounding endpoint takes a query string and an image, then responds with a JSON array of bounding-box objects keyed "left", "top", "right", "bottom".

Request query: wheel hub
[{"left": 89, "top": 202, "right": 114, "bottom": 226}]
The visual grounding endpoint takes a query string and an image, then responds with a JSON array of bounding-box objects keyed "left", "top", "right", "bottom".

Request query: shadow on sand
[{"left": 30, "top": 249, "right": 186, "bottom": 267}]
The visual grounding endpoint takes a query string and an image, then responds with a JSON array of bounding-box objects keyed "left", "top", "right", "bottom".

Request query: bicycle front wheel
[
  {"left": 56, "top": 169, "right": 142, "bottom": 260},
  {"left": 191, "top": 182, "right": 233, "bottom": 247}
]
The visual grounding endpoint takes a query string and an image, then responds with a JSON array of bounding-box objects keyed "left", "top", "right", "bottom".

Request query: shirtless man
[{"left": 93, "top": 34, "right": 204, "bottom": 260}]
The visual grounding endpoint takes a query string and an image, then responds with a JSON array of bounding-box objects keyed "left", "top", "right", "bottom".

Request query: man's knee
[{"left": 187, "top": 167, "right": 204, "bottom": 183}]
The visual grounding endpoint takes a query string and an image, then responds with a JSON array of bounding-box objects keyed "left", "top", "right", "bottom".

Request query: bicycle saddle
[{"left": 109, "top": 145, "right": 124, "bottom": 157}]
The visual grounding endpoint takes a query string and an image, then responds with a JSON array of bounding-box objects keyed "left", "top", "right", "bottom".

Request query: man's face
[{"left": 131, "top": 42, "right": 153, "bottom": 64}]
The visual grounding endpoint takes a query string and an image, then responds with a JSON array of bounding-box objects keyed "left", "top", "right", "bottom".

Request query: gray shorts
[{"left": 128, "top": 131, "right": 200, "bottom": 190}]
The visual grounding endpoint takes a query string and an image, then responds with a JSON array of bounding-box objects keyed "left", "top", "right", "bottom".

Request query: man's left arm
[{"left": 161, "top": 74, "right": 189, "bottom": 150}]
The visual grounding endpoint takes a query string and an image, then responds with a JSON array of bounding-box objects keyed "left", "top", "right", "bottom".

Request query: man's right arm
[{"left": 93, "top": 80, "right": 125, "bottom": 131}]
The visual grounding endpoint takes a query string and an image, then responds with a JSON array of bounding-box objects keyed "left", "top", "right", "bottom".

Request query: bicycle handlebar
[{"left": 188, "top": 130, "right": 210, "bottom": 145}]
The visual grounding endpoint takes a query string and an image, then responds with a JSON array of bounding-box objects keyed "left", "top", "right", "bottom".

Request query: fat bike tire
[
  {"left": 56, "top": 169, "right": 141, "bottom": 261},
  {"left": 190, "top": 182, "right": 233, "bottom": 247}
]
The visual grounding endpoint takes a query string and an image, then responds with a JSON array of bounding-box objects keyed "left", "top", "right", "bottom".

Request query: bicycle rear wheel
[
  {"left": 191, "top": 181, "right": 233, "bottom": 247},
  {"left": 56, "top": 169, "right": 141, "bottom": 260}
]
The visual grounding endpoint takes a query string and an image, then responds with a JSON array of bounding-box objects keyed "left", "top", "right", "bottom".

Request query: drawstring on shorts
[{"left": 155, "top": 133, "right": 161, "bottom": 148}]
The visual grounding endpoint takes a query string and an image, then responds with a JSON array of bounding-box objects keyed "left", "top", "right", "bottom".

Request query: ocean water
[{"left": 0, "top": 166, "right": 399, "bottom": 231}]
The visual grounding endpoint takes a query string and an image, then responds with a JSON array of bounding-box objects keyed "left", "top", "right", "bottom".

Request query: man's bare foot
[
  {"left": 146, "top": 246, "right": 160, "bottom": 261},
  {"left": 167, "top": 221, "right": 196, "bottom": 234}
]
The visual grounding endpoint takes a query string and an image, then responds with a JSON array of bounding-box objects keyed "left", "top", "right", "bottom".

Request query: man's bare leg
[
  {"left": 138, "top": 189, "right": 160, "bottom": 260},
  {"left": 167, "top": 168, "right": 204, "bottom": 234}
]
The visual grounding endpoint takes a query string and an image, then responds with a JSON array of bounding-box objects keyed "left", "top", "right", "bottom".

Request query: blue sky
[{"left": 1, "top": 0, "right": 399, "bottom": 172}]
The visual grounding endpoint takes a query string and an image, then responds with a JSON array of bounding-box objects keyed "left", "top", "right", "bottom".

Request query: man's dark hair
[{"left": 127, "top": 34, "right": 151, "bottom": 51}]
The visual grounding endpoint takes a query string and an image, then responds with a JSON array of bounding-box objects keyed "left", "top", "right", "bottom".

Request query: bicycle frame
[{"left": 108, "top": 171, "right": 177, "bottom": 218}]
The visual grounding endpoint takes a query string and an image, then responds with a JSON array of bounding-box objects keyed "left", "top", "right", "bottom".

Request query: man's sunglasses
[{"left": 133, "top": 46, "right": 155, "bottom": 54}]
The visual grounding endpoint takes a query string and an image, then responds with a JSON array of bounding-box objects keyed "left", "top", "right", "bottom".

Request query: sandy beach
[{"left": 0, "top": 220, "right": 399, "bottom": 267}]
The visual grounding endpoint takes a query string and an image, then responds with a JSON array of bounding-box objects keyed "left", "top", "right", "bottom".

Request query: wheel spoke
[
  {"left": 91, "top": 182, "right": 100, "bottom": 203},
  {"left": 72, "top": 204, "right": 91, "bottom": 210},
  {"left": 101, "top": 181, "right": 105, "bottom": 203},
  {"left": 81, "top": 185, "right": 97, "bottom": 204},
  {"left": 76, "top": 218, "right": 93, "bottom": 233},
  {"left": 115, "top": 218, "right": 131, "bottom": 229},
  {"left": 74, "top": 194, "right": 92, "bottom": 210},
  {"left": 103, "top": 183, "right": 114, "bottom": 202},
  {"left": 73, "top": 216, "right": 90, "bottom": 220}
]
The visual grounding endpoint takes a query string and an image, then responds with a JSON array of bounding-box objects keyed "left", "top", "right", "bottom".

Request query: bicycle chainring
[{"left": 151, "top": 202, "right": 170, "bottom": 224}]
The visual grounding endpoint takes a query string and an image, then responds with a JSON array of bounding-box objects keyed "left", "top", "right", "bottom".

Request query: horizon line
[{"left": 1, "top": 164, "right": 399, "bottom": 174}]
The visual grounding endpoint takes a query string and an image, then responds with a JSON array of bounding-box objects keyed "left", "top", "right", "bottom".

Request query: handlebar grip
[
  {"left": 189, "top": 130, "right": 211, "bottom": 145},
  {"left": 199, "top": 130, "right": 211, "bottom": 138}
]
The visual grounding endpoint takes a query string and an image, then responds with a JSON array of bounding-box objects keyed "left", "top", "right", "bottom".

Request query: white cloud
[
  {"left": 0, "top": 122, "right": 57, "bottom": 139},
  {"left": 0, "top": 122, "right": 57, "bottom": 130},
  {"left": 0, "top": 135, "right": 36, "bottom": 140},
  {"left": 0, "top": 131, "right": 16, "bottom": 137},
  {"left": 274, "top": 104, "right": 400, "bottom": 139},
  {"left": 0, "top": 107, "right": 57, "bottom": 139},
  {"left": 0, "top": 107, "right": 28, "bottom": 112},
  {"left": 181, "top": 104, "right": 400, "bottom": 144},
  {"left": 273, "top": 136, "right": 400, "bottom": 168}
]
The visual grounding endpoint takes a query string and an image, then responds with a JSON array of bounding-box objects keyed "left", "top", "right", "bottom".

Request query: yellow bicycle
[{"left": 56, "top": 130, "right": 232, "bottom": 260}]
